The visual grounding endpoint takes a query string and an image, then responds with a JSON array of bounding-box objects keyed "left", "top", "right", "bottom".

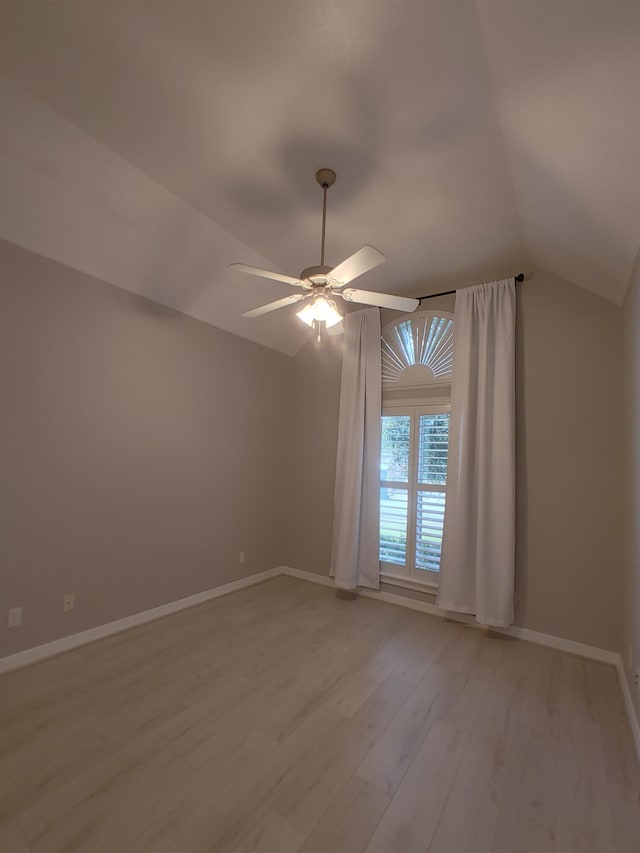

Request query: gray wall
[
  {"left": 288, "top": 269, "right": 625, "bottom": 652},
  {"left": 622, "top": 252, "right": 640, "bottom": 717},
  {"left": 0, "top": 244, "right": 628, "bottom": 659},
  {"left": 514, "top": 269, "right": 623, "bottom": 651},
  {"left": 284, "top": 333, "right": 343, "bottom": 576},
  {"left": 0, "top": 241, "right": 292, "bottom": 655}
]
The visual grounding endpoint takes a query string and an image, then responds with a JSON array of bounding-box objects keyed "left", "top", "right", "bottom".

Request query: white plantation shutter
[
  {"left": 415, "top": 492, "right": 446, "bottom": 572},
  {"left": 379, "top": 488, "right": 408, "bottom": 566},
  {"left": 379, "top": 414, "right": 410, "bottom": 567},
  {"left": 379, "top": 406, "right": 450, "bottom": 583},
  {"left": 415, "top": 412, "right": 449, "bottom": 573},
  {"left": 379, "top": 311, "right": 453, "bottom": 588},
  {"left": 382, "top": 311, "right": 454, "bottom": 386},
  {"left": 417, "top": 414, "right": 449, "bottom": 484}
]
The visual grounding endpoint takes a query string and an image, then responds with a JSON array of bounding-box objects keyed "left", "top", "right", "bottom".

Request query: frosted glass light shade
[{"left": 296, "top": 296, "right": 342, "bottom": 328}]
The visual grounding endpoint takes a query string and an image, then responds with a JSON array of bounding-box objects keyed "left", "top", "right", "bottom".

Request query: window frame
[{"left": 380, "top": 400, "right": 450, "bottom": 591}]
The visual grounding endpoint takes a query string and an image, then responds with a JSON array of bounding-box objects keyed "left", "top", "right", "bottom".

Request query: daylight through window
[
  {"left": 379, "top": 311, "right": 453, "bottom": 587},
  {"left": 380, "top": 407, "right": 450, "bottom": 584}
]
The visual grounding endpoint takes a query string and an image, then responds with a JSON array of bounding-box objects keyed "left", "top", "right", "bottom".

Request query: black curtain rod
[{"left": 417, "top": 273, "right": 525, "bottom": 303}]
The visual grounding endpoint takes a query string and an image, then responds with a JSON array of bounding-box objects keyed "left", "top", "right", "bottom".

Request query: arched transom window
[{"left": 382, "top": 311, "right": 454, "bottom": 387}]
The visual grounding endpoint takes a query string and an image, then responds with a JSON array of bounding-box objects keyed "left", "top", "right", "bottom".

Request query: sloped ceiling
[{"left": 1, "top": 1, "right": 638, "bottom": 356}]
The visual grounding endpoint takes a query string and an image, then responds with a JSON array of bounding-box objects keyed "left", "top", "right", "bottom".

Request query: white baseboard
[
  {"left": 616, "top": 657, "right": 640, "bottom": 764},
  {"left": 279, "top": 566, "right": 335, "bottom": 588},
  {"left": 0, "top": 568, "right": 280, "bottom": 674},
  {"left": 499, "top": 624, "right": 618, "bottom": 666},
  {"left": 279, "top": 566, "right": 618, "bottom": 663},
  {"left": 2, "top": 563, "right": 638, "bottom": 765}
]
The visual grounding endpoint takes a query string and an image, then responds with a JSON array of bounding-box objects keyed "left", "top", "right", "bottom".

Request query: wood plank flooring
[{"left": 1, "top": 576, "right": 638, "bottom": 853}]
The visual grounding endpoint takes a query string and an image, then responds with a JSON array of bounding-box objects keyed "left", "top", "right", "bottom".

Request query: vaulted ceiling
[{"left": 1, "top": 1, "right": 639, "bottom": 355}]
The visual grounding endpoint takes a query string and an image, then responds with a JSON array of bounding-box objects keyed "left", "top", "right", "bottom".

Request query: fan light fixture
[{"left": 296, "top": 295, "right": 342, "bottom": 329}]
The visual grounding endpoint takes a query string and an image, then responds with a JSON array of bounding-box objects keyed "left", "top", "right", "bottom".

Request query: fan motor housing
[{"left": 300, "top": 264, "right": 333, "bottom": 283}]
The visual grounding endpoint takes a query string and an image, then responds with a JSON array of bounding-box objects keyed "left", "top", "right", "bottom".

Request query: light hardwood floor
[{"left": 1, "top": 576, "right": 639, "bottom": 853}]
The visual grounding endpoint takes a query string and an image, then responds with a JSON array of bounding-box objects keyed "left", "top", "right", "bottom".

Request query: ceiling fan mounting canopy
[
  {"left": 315, "top": 168, "right": 336, "bottom": 189},
  {"left": 230, "top": 167, "right": 419, "bottom": 328}
]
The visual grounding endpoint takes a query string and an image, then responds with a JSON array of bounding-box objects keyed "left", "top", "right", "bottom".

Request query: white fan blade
[
  {"left": 242, "top": 294, "right": 305, "bottom": 318},
  {"left": 342, "top": 288, "right": 419, "bottom": 312},
  {"left": 230, "top": 263, "right": 303, "bottom": 287},
  {"left": 328, "top": 245, "right": 386, "bottom": 286}
]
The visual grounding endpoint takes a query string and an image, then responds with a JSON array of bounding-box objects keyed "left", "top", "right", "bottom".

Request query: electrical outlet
[
  {"left": 8, "top": 607, "right": 22, "bottom": 628},
  {"left": 63, "top": 593, "right": 75, "bottom": 613},
  {"left": 238, "top": 552, "right": 245, "bottom": 564}
]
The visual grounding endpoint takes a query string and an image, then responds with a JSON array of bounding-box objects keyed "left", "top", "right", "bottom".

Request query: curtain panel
[
  {"left": 330, "top": 307, "right": 381, "bottom": 590},
  {"left": 437, "top": 279, "right": 516, "bottom": 627}
]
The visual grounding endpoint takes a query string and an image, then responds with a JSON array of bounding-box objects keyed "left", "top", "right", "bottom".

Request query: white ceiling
[{"left": 1, "top": 1, "right": 639, "bottom": 356}]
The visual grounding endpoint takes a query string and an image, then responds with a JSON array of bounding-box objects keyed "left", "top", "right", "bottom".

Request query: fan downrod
[{"left": 316, "top": 169, "right": 336, "bottom": 267}]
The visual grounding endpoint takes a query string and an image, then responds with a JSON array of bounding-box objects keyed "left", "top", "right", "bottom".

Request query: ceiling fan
[{"left": 230, "top": 169, "right": 419, "bottom": 339}]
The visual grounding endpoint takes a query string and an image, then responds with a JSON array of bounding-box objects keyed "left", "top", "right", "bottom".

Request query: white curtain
[
  {"left": 437, "top": 279, "right": 516, "bottom": 627},
  {"left": 330, "top": 307, "right": 381, "bottom": 590}
]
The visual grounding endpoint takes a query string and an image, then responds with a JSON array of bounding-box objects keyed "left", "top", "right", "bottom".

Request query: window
[
  {"left": 382, "top": 311, "right": 453, "bottom": 388},
  {"left": 380, "top": 405, "right": 450, "bottom": 587},
  {"left": 379, "top": 310, "right": 453, "bottom": 589}
]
